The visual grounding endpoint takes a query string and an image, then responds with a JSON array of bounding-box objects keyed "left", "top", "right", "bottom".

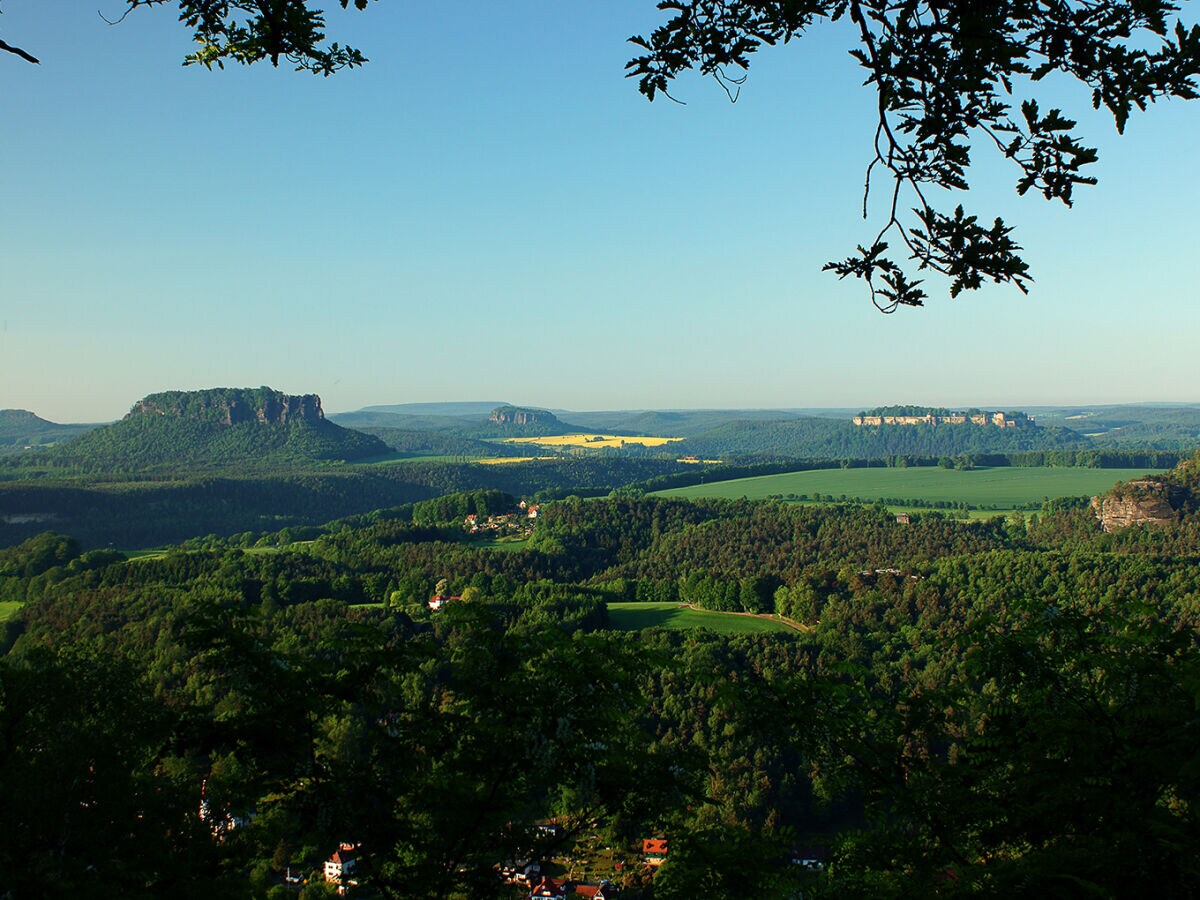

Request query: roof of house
[
  {"left": 576, "top": 882, "right": 616, "bottom": 898},
  {"left": 643, "top": 838, "right": 669, "bottom": 855},
  {"left": 329, "top": 848, "right": 356, "bottom": 865},
  {"left": 530, "top": 877, "right": 570, "bottom": 898}
]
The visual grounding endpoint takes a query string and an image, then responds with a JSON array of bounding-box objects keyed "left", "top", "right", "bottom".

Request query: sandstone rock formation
[
  {"left": 131, "top": 388, "right": 325, "bottom": 427},
  {"left": 489, "top": 406, "right": 558, "bottom": 428},
  {"left": 1091, "top": 479, "right": 1184, "bottom": 532}
]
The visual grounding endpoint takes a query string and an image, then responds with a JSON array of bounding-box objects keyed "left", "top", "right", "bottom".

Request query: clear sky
[{"left": 2, "top": 1, "right": 1197, "bottom": 422}]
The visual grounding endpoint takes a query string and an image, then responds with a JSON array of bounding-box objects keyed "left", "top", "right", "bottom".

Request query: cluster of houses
[
  {"left": 527, "top": 877, "right": 620, "bottom": 899},
  {"left": 465, "top": 500, "right": 541, "bottom": 536},
  {"left": 495, "top": 835, "right": 668, "bottom": 899}
]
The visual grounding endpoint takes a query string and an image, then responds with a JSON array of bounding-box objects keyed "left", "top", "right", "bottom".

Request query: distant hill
[
  {"left": 0, "top": 409, "right": 99, "bottom": 454},
  {"left": 35, "top": 387, "right": 387, "bottom": 471},
  {"left": 1032, "top": 404, "right": 1200, "bottom": 449},
  {"left": 676, "top": 416, "right": 1085, "bottom": 459},
  {"left": 329, "top": 410, "right": 485, "bottom": 431},
  {"left": 358, "top": 401, "right": 511, "bottom": 417},
  {"left": 331, "top": 405, "right": 584, "bottom": 439},
  {"left": 561, "top": 408, "right": 806, "bottom": 437}
]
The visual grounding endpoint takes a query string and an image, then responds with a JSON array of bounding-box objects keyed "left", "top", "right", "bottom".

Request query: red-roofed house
[
  {"left": 575, "top": 881, "right": 618, "bottom": 899},
  {"left": 324, "top": 846, "right": 358, "bottom": 894},
  {"left": 643, "top": 838, "right": 668, "bottom": 866},
  {"left": 428, "top": 594, "right": 462, "bottom": 611}
]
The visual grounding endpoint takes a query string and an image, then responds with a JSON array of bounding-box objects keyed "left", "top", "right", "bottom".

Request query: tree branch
[{"left": 0, "top": 37, "right": 39, "bottom": 64}]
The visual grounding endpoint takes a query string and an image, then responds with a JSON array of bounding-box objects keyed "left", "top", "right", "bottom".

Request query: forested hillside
[
  {"left": 0, "top": 457, "right": 690, "bottom": 549},
  {"left": 2, "top": 456, "right": 1198, "bottom": 896}
]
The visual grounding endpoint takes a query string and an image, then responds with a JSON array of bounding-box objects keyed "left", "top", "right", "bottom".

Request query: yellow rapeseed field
[
  {"left": 477, "top": 456, "right": 561, "bottom": 465},
  {"left": 502, "top": 434, "right": 683, "bottom": 449}
]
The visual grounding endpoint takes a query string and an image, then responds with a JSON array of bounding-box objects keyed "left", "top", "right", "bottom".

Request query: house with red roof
[
  {"left": 427, "top": 594, "right": 462, "bottom": 611},
  {"left": 575, "top": 881, "right": 619, "bottom": 899},
  {"left": 324, "top": 844, "right": 359, "bottom": 895},
  {"left": 642, "top": 838, "right": 668, "bottom": 866}
]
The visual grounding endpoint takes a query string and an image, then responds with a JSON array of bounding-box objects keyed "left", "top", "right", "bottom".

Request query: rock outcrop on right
[{"left": 1091, "top": 457, "right": 1197, "bottom": 532}]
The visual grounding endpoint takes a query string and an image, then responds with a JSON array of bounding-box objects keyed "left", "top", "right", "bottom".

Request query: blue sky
[{"left": 2, "top": 1, "right": 1198, "bottom": 422}]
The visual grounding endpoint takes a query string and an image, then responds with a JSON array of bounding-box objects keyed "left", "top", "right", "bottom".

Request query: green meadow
[
  {"left": 606, "top": 601, "right": 796, "bottom": 634},
  {"left": 0, "top": 601, "right": 22, "bottom": 623},
  {"left": 653, "top": 465, "right": 1164, "bottom": 511}
]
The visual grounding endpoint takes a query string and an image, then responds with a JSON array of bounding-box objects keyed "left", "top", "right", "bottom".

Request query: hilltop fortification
[{"left": 853, "top": 406, "right": 1031, "bottom": 428}]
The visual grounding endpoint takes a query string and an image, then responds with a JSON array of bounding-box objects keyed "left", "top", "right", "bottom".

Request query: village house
[
  {"left": 575, "top": 881, "right": 619, "bottom": 899},
  {"left": 642, "top": 838, "right": 668, "bottom": 866},
  {"left": 324, "top": 843, "right": 359, "bottom": 895},
  {"left": 197, "top": 780, "right": 255, "bottom": 839},
  {"left": 427, "top": 594, "right": 462, "bottom": 611},
  {"left": 529, "top": 876, "right": 571, "bottom": 899},
  {"left": 498, "top": 859, "right": 541, "bottom": 885}
]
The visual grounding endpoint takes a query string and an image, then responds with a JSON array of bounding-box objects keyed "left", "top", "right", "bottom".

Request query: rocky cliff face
[
  {"left": 131, "top": 388, "right": 325, "bottom": 427},
  {"left": 489, "top": 406, "right": 558, "bottom": 428},
  {"left": 1091, "top": 479, "right": 1184, "bottom": 532}
]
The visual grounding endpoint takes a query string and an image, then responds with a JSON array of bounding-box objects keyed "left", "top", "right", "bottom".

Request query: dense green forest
[
  {"left": 2, "top": 457, "right": 1198, "bottom": 897},
  {"left": 0, "top": 457, "right": 692, "bottom": 549},
  {"left": 0, "top": 449, "right": 1187, "bottom": 552}
]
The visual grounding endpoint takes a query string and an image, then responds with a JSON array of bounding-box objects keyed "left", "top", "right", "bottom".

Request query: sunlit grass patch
[{"left": 606, "top": 601, "right": 794, "bottom": 634}]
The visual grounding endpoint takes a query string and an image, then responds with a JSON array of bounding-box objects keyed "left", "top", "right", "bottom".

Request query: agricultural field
[
  {"left": 503, "top": 433, "right": 682, "bottom": 449},
  {"left": 606, "top": 601, "right": 797, "bottom": 634},
  {"left": 653, "top": 465, "right": 1167, "bottom": 511},
  {"left": 476, "top": 456, "right": 560, "bottom": 465}
]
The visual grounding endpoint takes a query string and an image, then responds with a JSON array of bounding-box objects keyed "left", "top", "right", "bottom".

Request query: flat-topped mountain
[
  {"left": 488, "top": 406, "right": 559, "bottom": 428},
  {"left": 131, "top": 387, "right": 325, "bottom": 427},
  {"left": 40, "top": 387, "right": 386, "bottom": 471}
]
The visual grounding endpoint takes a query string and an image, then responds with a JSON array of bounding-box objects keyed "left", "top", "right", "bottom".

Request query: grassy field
[
  {"left": 475, "top": 536, "right": 531, "bottom": 552},
  {"left": 504, "top": 434, "right": 682, "bottom": 449},
  {"left": 0, "top": 601, "right": 22, "bottom": 623},
  {"left": 607, "top": 602, "right": 796, "bottom": 634},
  {"left": 653, "top": 465, "right": 1165, "bottom": 510}
]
